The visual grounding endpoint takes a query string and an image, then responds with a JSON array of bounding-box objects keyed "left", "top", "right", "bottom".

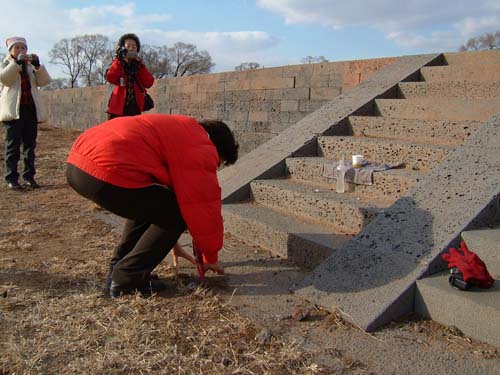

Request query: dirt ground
[{"left": 1, "top": 125, "right": 499, "bottom": 375}]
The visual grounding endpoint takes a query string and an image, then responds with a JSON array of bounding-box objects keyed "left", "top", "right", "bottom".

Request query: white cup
[{"left": 352, "top": 154, "right": 364, "bottom": 168}]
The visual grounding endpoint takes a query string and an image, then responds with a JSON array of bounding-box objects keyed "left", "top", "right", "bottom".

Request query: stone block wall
[{"left": 42, "top": 56, "right": 397, "bottom": 154}]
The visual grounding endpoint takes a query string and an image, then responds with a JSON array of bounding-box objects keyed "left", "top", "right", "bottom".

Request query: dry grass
[
  {"left": 0, "top": 125, "right": 328, "bottom": 375},
  {"left": 1, "top": 282, "right": 321, "bottom": 374}
]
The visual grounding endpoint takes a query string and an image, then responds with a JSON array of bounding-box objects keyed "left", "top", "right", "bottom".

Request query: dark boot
[{"left": 109, "top": 279, "right": 167, "bottom": 298}]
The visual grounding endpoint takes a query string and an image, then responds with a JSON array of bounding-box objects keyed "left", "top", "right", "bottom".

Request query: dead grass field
[{"left": 1, "top": 125, "right": 499, "bottom": 375}]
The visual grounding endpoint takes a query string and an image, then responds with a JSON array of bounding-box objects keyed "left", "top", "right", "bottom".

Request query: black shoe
[
  {"left": 109, "top": 279, "right": 167, "bottom": 298},
  {"left": 104, "top": 265, "right": 159, "bottom": 294},
  {"left": 24, "top": 179, "right": 40, "bottom": 189},
  {"left": 6, "top": 181, "right": 23, "bottom": 190}
]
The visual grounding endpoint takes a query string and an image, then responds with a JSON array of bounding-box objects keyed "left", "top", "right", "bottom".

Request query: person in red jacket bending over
[
  {"left": 106, "top": 33, "right": 154, "bottom": 119},
  {"left": 66, "top": 114, "right": 239, "bottom": 297}
]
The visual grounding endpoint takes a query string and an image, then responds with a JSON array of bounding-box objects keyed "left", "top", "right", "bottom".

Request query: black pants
[
  {"left": 107, "top": 102, "right": 140, "bottom": 120},
  {"left": 3, "top": 105, "right": 38, "bottom": 183},
  {"left": 66, "top": 164, "right": 186, "bottom": 288}
]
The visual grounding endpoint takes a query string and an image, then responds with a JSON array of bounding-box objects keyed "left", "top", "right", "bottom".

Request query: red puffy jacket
[
  {"left": 67, "top": 114, "right": 223, "bottom": 264},
  {"left": 106, "top": 58, "right": 155, "bottom": 115}
]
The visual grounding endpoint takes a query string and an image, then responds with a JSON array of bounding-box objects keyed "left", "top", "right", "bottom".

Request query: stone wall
[{"left": 42, "top": 56, "right": 397, "bottom": 154}]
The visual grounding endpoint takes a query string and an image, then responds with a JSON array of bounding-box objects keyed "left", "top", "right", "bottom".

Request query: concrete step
[
  {"left": 250, "top": 178, "right": 384, "bottom": 235},
  {"left": 375, "top": 98, "right": 500, "bottom": 122},
  {"left": 223, "top": 202, "right": 352, "bottom": 268},
  {"left": 461, "top": 228, "right": 500, "bottom": 278},
  {"left": 317, "top": 135, "right": 453, "bottom": 172},
  {"left": 398, "top": 81, "right": 500, "bottom": 100},
  {"left": 348, "top": 116, "right": 482, "bottom": 146},
  {"left": 421, "top": 63, "right": 500, "bottom": 82},
  {"left": 444, "top": 50, "right": 500, "bottom": 65},
  {"left": 286, "top": 156, "right": 422, "bottom": 200},
  {"left": 415, "top": 271, "right": 500, "bottom": 348}
]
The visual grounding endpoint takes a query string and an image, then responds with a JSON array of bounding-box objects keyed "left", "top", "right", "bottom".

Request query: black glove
[
  {"left": 30, "top": 55, "right": 40, "bottom": 68},
  {"left": 116, "top": 46, "right": 127, "bottom": 59},
  {"left": 15, "top": 54, "right": 26, "bottom": 65}
]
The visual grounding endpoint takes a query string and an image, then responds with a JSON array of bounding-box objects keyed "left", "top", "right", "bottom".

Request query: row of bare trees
[
  {"left": 46, "top": 34, "right": 215, "bottom": 89},
  {"left": 459, "top": 30, "right": 500, "bottom": 51}
]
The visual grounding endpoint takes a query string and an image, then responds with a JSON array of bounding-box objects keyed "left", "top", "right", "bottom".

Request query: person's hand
[
  {"left": 15, "top": 54, "right": 26, "bottom": 65},
  {"left": 203, "top": 262, "right": 224, "bottom": 275},
  {"left": 116, "top": 46, "right": 127, "bottom": 60},
  {"left": 172, "top": 243, "right": 196, "bottom": 265},
  {"left": 30, "top": 54, "right": 40, "bottom": 68}
]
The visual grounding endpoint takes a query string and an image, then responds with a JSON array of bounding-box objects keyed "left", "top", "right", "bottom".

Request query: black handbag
[
  {"left": 143, "top": 92, "right": 154, "bottom": 111},
  {"left": 135, "top": 78, "right": 154, "bottom": 112}
]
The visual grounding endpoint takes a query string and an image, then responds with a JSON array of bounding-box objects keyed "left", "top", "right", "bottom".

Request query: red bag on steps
[{"left": 442, "top": 241, "right": 494, "bottom": 289}]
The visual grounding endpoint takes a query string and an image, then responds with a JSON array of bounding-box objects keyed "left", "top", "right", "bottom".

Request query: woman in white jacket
[{"left": 0, "top": 36, "right": 51, "bottom": 190}]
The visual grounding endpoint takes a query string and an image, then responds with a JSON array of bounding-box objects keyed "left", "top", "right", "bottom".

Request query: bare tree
[
  {"left": 49, "top": 37, "right": 84, "bottom": 88},
  {"left": 234, "top": 62, "right": 261, "bottom": 71},
  {"left": 93, "top": 46, "right": 114, "bottom": 85},
  {"left": 301, "top": 55, "right": 329, "bottom": 64},
  {"left": 459, "top": 30, "right": 500, "bottom": 51},
  {"left": 141, "top": 44, "right": 172, "bottom": 79},
  {"left": 168, "top": 42, "right": 214, "bottom": 77},
  {"left": 79, "top": 34, "right": 111, "bottom": 86}
]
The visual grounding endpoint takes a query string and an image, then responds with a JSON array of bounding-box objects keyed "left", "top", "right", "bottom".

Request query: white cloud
[
  {"left": 139, "top": 30, "right": 281, "bottom": 72},
  {"left": 0, "top": 1, "right": 280, "bottom": 75},
  {"left": 257, "top": 0, "right": 500, "bottom": 50}
]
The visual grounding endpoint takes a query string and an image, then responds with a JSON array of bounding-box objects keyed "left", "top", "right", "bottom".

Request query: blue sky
[{"left": 2, "top": 0, "right": 499, "bottom": 78}]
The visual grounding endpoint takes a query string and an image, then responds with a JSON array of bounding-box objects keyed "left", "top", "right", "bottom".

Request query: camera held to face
[
  {"left": 16, "top": 53, "right": 40, "bottom": 68},
  {"left": 118, "top": 47, "right": 138, "bottom": 60}
]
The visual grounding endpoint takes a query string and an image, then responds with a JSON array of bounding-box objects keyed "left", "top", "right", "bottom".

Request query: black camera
[
  {"left": 448, "top": 267, "right": 470, "bottom": 290},
  {"left": 118, "top": 47, "right": 137, "bottom": 59}
]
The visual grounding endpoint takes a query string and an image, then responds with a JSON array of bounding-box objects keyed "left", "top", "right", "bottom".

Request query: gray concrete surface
[
  {"left": 96, "top": 210, "right": 500, "bottom": 374},
  {"left": 296, "top": 111, "right": 500, "bottom": 331},
  {"left": 415, "top": 271, "right": 500, "bottom": 348}
]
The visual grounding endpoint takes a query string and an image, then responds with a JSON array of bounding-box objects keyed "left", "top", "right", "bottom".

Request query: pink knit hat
[{"left": 5, "top": 36, "right": 27, "bottom": 51}]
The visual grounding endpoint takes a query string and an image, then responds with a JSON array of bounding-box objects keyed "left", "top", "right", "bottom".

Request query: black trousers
[
  {"left": 3, "top": 105, "right": 38, "bottom": 183},
  {"left": 66, "top": 164, "right": 186, "bottom": 288}
]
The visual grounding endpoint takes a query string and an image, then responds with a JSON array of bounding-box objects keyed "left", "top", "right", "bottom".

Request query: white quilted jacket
[{"left": 0, "top": 56, "right": 51, "bottom": 122}]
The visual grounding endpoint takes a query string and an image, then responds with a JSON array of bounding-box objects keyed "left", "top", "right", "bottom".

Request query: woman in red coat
[
  {"left": 66, "top": 114, "right": 239, "bottom": 297},
  {"left": 106, "top": 33, "right": 154, "bottom": 119}
]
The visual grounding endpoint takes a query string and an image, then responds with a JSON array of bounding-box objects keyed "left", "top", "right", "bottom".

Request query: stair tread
[
  {"left": 417, "top": 270, "right": 500, "bottom": 309},
  {"left": 416, "top": 270, "right": 500, "bottom": 347}
]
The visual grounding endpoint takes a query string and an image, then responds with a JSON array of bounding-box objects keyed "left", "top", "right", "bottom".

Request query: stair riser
[
  {"left": 348, "top": 116, "right": 481, "bottom": 146},
  {"left": 286, "top": 159, "right": 418, "bottom": 199},
  {"left": 223, "top": 210, "right": 333, "bottom": 268},
  {"left": 376, "top": 99, "right": 500, "bottom": 121},
  {"left": 398, "top": 82, "right": 500, "bottom": 100},
  {"left": 318, "top": 137, "right": 449, "bottom": 171},
  {"left": 375, "top": 99, "right": 500, "bottom": 121},
  {"left": 444, "top": 50, "right": 500, "bottom": 65},
  {"left": 421, "top": 65, "right": 500, "bottom": 82},
  {"left": 251, "top": 182, "right": 377, "bottom": 234}
]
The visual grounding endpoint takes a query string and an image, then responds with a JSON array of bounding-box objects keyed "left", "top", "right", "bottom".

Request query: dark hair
[
  {"left": 114, "top": 33, "right": 141, "bottom": 56},
  {"left": 198, "top": 120, "right": 239, "bottom": 165}
]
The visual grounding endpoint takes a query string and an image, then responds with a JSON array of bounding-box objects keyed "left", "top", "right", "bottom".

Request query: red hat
[{"left": 6, "top": 36, "right": 27, "bottom": 51}]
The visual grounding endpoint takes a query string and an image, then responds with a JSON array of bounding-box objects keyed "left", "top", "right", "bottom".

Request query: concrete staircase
[{"left": 220, "top": 51, "right": 500, "bottom": 346}]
